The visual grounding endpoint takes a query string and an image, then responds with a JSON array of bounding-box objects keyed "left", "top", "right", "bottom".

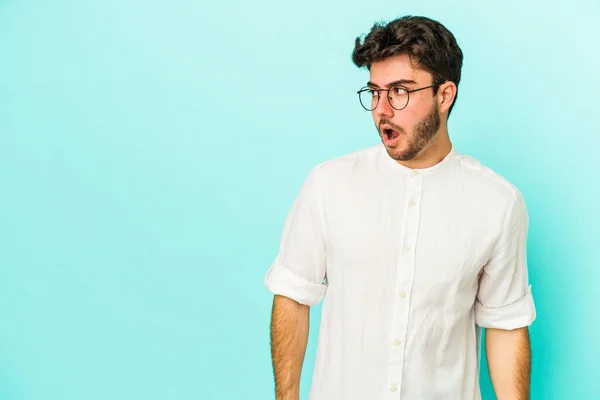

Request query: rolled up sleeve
[
  {"left": 475, "top": 191, "right": 537, "bottom": 330},
  {"left": 264, "top": 166, "right": 328, "bottom": 306}
]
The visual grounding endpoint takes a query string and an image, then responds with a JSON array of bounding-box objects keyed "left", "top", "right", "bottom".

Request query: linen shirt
[{"left": 264, "top": 143, "right": 536, "bottom": 400}]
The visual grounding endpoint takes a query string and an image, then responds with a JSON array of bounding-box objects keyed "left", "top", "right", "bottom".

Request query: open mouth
[{"left": 383, "top": 128, "right": 400, "bottom": 141}]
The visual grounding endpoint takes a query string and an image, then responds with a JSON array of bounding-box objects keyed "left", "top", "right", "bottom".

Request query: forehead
[{"left": 369, "top": 53, "right": 431, "bottom": 86}]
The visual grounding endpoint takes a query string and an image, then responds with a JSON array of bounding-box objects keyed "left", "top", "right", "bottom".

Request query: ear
[{"left": 437, "top": 81, "right": 457, "bottom": 115}]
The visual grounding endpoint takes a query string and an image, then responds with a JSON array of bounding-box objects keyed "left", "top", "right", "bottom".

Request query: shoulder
[
  {"left": 311, "top": 143, "right": 384, "bottom": 182},
  {"left": 453, "top": 152, "right": 527, "bottom": 216}
]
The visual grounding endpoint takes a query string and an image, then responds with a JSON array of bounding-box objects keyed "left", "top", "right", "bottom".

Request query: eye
[
  {"left": 368, "top": 88, "right": 379, "bottom": 97},
  {"left": 392, "top": 86, "right": 408, "bottom": 96}
]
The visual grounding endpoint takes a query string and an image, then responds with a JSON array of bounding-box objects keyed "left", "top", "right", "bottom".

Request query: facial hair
[{"left": 380, "top": 101, "right": 441, "bottom": 161}]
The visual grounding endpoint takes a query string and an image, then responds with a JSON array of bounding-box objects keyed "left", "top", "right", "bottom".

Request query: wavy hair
[{"left": 352, "top": 16, "right": 463, "bottom": 116}]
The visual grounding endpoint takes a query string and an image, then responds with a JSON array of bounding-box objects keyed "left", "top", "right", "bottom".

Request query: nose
[{"left": 373, "top": 94, "right": 394, "bottom": 119}]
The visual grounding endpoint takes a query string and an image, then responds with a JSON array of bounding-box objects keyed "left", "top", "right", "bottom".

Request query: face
[{"left": 368, "top": 54, "right": 441, "bottom": 162}]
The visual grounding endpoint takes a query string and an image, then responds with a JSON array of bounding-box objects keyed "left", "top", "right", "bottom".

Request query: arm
[
  {"left": 474, "top": 192, "right": 536, "bottom": 398},
  {"left": 270, "top": 294, "right": 310, "bottom": 400},
  {"left": 485, "top": 326, "right": 531, "bottom": 400},
  {"left": 264, "top": 166, "right": 328, "bottom": 398}
]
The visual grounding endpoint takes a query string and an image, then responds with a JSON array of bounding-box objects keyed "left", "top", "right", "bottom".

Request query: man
[{"left": 264, "top": 15, "right": 536, "bottom": 400}]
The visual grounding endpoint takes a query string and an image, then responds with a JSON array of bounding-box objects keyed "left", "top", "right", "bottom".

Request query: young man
[{"left": 264, "top": 15, "right": 536, "bottom": 400}]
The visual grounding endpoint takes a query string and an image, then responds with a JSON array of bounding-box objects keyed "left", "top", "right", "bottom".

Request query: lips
[{"left": 380, "top": 124, "right": 401, "bottom": 141}]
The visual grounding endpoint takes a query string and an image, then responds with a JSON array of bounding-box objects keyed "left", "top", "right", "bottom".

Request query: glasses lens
[
  {"left": 388, "top": 86, "right": 409, "bottom": 110},
  {"left": 359, "top": 88, "right": 377, "bottom": 111},
  {"left": 388, "top": 86, "right": 408, "bottom": 110}
]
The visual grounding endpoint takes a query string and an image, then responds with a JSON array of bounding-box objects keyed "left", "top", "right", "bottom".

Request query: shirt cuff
[
  {"left": 474, "top": 285, "right": 536, "bottom": 330},
  {"left": 264, "top": 262, "right": 327, "bottom": 306}
]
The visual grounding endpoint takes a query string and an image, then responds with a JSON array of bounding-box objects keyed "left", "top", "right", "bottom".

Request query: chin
[{"left": 384, "top": 145, "right": 413, "bottom": 161}]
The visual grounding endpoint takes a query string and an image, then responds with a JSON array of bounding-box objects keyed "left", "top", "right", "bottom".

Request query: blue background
[{"left": 1, "top": 0, "right": 599, "bottom": 399}]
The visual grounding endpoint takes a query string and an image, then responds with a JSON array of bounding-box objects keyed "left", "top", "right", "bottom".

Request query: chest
[{"left": 323, "top": 175, "right": 499, "bottom": 297}]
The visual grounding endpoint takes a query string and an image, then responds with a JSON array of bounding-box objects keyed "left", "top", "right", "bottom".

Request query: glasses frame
[{"left": 357, "top": 83, "right": 440, "bottom": 111}]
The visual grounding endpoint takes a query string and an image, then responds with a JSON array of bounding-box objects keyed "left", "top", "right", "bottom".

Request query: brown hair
[{"left": 352, "top": 16, "right": 464, "bottom": 116}]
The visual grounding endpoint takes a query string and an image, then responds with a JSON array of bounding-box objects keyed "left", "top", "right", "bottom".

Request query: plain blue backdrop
[{"left": 1, "top": 0, "right": 599, "bottom": 399}]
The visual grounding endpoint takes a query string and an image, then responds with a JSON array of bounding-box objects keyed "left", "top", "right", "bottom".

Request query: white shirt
[{"left": 264, "top": 143, "right": 536, "bottom": 400}]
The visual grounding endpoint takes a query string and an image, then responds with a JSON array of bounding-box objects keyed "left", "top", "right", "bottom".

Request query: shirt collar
[{"left": 381, "top": 143, "right": 457, "bottom": 177}]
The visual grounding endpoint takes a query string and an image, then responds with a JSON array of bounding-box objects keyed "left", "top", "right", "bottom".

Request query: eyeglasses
[{"left": 357, "top": 83, "right": 439, "bottom": 111}]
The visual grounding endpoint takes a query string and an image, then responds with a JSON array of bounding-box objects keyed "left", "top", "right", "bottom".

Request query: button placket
[
  {"left": 387, "top": 174, "right": 422, "bottom": 394},
  {"left": 398, "top": 174, "right": 422, "bottom": 340}
]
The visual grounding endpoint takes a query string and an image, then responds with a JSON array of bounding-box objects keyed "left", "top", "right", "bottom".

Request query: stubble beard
[{"left": 383, "top": 102, "right": 441, "bottom": 161}]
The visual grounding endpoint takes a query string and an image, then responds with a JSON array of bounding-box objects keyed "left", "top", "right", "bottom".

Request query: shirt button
[
  {"left": 390, "top": 383, "right": 398, "bottom": 391},
  {"left": 411, "top": 170, "right": 419, "bottom": 177},
  {"left": 394, "top": 338, "right": 402, "bottom": 346},
  {"left": 403, "top": 245, "right": 411, "bottom": 253},
  {"left": 409, "top": 200, "right": 416, "bottom": 207},
  {"left": 398, "top": 291, "right": 406, "bottom": 298}
]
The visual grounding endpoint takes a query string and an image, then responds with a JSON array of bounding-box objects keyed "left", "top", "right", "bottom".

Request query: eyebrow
[{"left": 366, "top": 79, "right": 417, "bottom": 88}]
